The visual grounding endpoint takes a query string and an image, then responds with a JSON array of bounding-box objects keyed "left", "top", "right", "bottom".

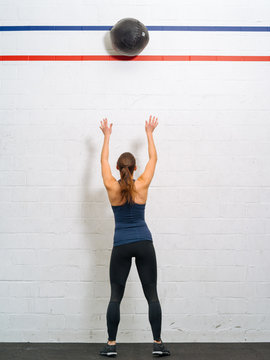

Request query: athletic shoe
[
  {"left": 99, "top": 342, "right": 117, "bottom": 357},
  {"left": 152, "top": 339, "right": 171, "bottom": 356}
]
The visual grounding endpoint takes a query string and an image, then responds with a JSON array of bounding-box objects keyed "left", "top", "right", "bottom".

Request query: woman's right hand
[{"left": 145, "top": 115, "right": 158, "bottom": 133}]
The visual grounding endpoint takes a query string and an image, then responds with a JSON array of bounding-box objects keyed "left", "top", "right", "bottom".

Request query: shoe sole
[
  {"left": 152, "top": 350, "right": 170, "bottom": 356},
  {"left": 99, "top": 351, "right": 117, "bottom": 357}
]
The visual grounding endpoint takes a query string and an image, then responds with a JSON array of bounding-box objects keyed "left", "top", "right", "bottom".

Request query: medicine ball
[{"left": 110, "top": 18, "right": 149, "bottom": 56}]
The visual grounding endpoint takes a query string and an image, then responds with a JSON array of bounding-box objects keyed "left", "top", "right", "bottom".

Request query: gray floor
[{"left": 0, "top": 342, "right": 270, "bottom": 360}]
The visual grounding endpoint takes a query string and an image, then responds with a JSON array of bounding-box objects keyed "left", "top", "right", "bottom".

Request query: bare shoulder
[
  {"left": 106, "top": 180, "right": 121, "bottom": 204},
  {"left": 108, "top": 178, "right": 149, "bottom": 206},
  {"left": 134, "top": 178, "right": 148, "bottom": 190},
  {"left": 134, "top": 178, "right": 149, "bottom": 203}
]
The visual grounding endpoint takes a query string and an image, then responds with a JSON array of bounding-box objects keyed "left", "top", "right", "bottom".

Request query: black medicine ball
[{"left": 110, "top": 18, "right": 149, "bottom": 56}]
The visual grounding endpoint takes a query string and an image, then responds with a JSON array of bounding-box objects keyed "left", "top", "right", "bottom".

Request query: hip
[
  {"left": 113, "top": 238, "right": 153, "bottom": 248},
  {"left": 111, "top": 239, "right": 155, "bottom": 259}
]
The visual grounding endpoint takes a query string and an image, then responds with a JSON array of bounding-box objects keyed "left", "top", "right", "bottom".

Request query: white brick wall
[{"left": 0, "top": 0, "right": 270, "bottom": 342}]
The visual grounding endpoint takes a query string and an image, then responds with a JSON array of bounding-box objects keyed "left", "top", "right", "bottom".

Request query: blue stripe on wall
[{"left": 0, "top": 25, "right": 269, "bottom": 32}]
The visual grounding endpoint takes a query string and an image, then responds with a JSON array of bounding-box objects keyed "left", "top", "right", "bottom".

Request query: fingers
[
  {"left": 149, "top": 115, "right": 157, "bottom": 121},
  {"left": 148, "top": 115, "right": 158, "bottom": 126},
  {"left": 100, "top": 118, "right": 109, "bottom": 127}
]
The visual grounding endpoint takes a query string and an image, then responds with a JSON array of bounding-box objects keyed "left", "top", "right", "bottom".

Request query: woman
[{"left": 99, "top": 115, "right": 170, "bottom": 357}]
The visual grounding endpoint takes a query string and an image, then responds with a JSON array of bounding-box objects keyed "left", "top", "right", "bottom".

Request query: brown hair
[{"left": 117, "top": 152, "right": 138, "bottom": 205}]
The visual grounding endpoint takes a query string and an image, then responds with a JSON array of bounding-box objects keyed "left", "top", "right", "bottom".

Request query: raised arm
[
  {"left": 100, "top": 118, "right": 117, "bottom": 189},
  {"left": 137, "top": 115, "right": 158, "bottom": 187}
]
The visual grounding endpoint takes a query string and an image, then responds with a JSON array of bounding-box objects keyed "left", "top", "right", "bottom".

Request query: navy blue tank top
[{"left": 111, "top": 179, "right": 153, "bottom": 247}]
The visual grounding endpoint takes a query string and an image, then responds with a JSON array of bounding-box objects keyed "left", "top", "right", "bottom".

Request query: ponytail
[{"left": 117, "top": 152, "right": 137, "bottom": 205}]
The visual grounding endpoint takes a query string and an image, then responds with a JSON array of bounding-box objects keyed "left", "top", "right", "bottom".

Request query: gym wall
[{"left": 0, "top": 0, "right": 270, "bottom": 342}]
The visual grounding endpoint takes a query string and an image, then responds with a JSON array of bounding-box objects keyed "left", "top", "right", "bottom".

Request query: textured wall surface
[{"left": 0, "top": 0, "right": 270, "bottom": 343}]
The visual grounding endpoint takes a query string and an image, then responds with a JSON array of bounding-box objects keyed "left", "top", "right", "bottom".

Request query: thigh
[
  {"left": 109, "top": 244, "right": 132, "bottom": 287},
  {"left": 134, "top": 241, "right": 157, "bottom": 285}
]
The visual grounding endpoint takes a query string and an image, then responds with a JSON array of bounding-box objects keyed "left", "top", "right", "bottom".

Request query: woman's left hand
[{"left": 100, "top": 118, "right": 113, "bottom": 136}]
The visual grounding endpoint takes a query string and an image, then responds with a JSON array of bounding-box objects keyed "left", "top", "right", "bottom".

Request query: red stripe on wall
[{"left": 1, "top": 55, "right": 270, "bottom": 61}]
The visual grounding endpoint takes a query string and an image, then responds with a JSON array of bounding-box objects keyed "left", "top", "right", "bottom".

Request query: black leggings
[{"left": 106, "top": 240, "right": 162, "bottom": 341}]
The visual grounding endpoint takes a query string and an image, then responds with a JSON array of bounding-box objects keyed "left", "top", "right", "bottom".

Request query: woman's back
[
  {"left": 111, "top": 203, "right": 153, "bottom": 247},
  {"left": 109, "top": 178, "right": 148, "bottom": 206},
  {"left": 111, "top": 179, "right": 153, "bottom": 247},
  {"left": 107, "top": 154, "right": 157, "bottom": 207}
]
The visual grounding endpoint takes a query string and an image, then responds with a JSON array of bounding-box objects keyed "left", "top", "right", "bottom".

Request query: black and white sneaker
[
  {"left": 99, "top": 342, "right": 117, "bottom": 357},
  {"left": 152, "top": 339, "right": 171, "bottom": 356}
]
